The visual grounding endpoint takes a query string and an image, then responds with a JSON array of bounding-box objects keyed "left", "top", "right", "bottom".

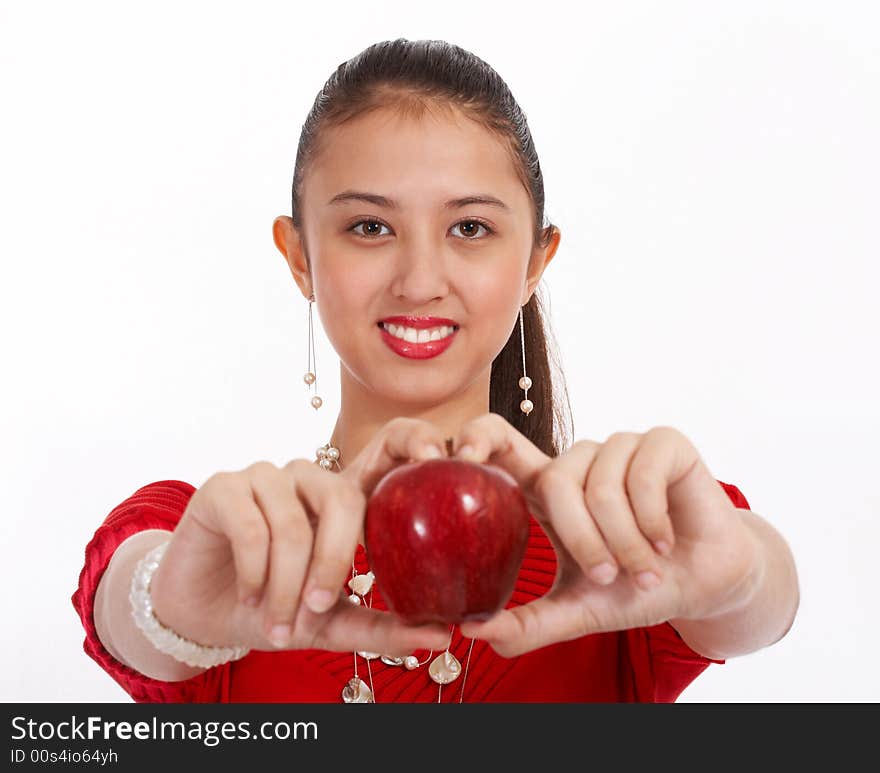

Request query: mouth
[{"left": 377, "top": 320, "right": 460, "bottom": 360}]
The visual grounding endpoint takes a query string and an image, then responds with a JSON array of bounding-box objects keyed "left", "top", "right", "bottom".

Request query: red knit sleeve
[
  {"left": 627, "top": 478, "right": 752, "bottom": 702},
  {"left": 71, "top": 480, "right": 230, "bottom": 703}
]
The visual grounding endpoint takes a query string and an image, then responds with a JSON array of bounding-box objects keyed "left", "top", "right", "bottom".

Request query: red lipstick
[{"left": 377, "top": 317, "right": 460, "bottom": 360}]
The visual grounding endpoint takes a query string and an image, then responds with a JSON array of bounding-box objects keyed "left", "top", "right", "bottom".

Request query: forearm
[
  {"left": 94, "top": 529, "right": 210, "bottom": 683},
  {"left": 669, "top": 509, "right": 800, "bottom": 660}
]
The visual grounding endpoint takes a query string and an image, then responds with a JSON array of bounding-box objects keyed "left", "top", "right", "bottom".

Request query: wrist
[{"left": 129, "top": 538, "right": 251, "bottom": 669}]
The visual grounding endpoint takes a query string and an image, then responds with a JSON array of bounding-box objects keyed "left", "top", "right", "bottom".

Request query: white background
[{"left": 1, "top": 0, "right": 877, "bottom": 702}]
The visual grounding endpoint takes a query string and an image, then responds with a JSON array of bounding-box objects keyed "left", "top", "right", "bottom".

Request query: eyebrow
[{"left": 327, "top": 190, "right": 511, "bottom": 212}]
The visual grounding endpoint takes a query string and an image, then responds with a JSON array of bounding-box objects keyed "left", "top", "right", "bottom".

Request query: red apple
[{"left": 364, "top": 457, "right": 531, "bottom": 625}]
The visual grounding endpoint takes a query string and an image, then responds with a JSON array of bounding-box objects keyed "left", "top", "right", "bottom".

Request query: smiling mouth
[
  {"left": 376, "top": 321, "right": 460, "bottom": 360},
  {"left": 376, "top": 321, "right": 460, "bottom": 343}
]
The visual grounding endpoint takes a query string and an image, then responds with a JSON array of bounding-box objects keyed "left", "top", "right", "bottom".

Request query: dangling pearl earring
[
  {"left": 303, "top": 293, "right": 323, "bottom": 410},
  {"left": 518, "top": 305, "right": 533, "bottom": 415}
]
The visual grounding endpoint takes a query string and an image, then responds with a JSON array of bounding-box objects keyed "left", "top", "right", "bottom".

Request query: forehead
[{"left": 307, "top": 107, "right": 527, "bottom": 210}]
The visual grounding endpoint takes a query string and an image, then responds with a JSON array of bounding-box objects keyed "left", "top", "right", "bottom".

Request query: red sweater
[{"left": 71, "top": 478, "right": 750, "bottom": 702}]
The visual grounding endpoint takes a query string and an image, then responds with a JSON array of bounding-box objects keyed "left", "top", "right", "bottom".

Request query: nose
[{"left": 389, "top": 243, "right": 451, "bottom": 304}]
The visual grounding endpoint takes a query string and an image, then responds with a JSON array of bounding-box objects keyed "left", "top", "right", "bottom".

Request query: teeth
[{"left": 383, "top": 323, "right": 456, "bottom": 342}]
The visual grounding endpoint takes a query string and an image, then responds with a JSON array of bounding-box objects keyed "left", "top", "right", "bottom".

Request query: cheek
[
  {"left": 312, "top": 262, "right": 384, "bottom": 368},
  {"left": 314, "top": 262, "right": 377, "bottom": 318},
  {"left": 462, "top": 267, "right": 523, "bottom": 326},
  {"left": 468, "top": 269, "right": 519, "bottom": 307}
]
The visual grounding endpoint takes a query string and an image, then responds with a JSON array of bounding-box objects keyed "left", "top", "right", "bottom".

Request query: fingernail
[
  {"left": 589, "top": 562, "right": 617, "bottom": 585},
  {"left": 306, "top": 587, "right": 335, "bottom": 613},
  {"left": 654, "top": 540, "right": 672, "bottom": 556},
  {"left": 636, "top": 571, "right": 661, "bottom": 590},
  {"left": 457, "top": 444, "right": 475, "bottom": 459},
  {"left": 269, "top": 624, "right": 291, "bottom": 648},
  {"left": 422, "top": 444, "right": 443, "bottom": 459}
]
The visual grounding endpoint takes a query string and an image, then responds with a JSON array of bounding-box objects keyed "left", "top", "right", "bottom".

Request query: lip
[
  {"left": 379, "top": 316, "right": 459, "bottom": 329},
  {"left": 378, "top": 321, "right": 459, "bottom": 360}
]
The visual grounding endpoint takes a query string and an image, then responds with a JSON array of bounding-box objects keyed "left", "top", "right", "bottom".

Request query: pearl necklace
[{"left": 315, "top": 442, "right": 475, "bottom": 703}]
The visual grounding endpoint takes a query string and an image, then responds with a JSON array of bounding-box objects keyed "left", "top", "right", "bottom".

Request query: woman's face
[{"left": 283, "top": 106, "right": 556, "bottom": 406}]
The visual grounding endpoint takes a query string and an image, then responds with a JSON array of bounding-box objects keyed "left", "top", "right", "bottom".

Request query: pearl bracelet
[{"left": 129, "top": 538, "right": 251, "bottom": 669}]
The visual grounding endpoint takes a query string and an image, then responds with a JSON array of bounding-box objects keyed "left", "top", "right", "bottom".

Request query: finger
[
  {"left": 286, "top": 460, "right": 366, "bottom": 614},
  {"left": 202, "top": 473, "right": 271, "bottom": 607},
  {"left": 585, "top": 432, "right": 664, "bottom": 591},
  {"left": 452, "top": 412, "right": 551, "bottom": 492},
  {"left": 625, "top": 428, "right": 680, "bottom": 556},
  {"left": 458, "top": 593, "right": 600, "bottom": 658},
  {"left": 460, "top": 574, "right": 682, "bottom": 657},
  {"left": 342, "top": 417, "right": 448, "bottom": 497},
  {"left": 534, "top": 440, "right": 620, "bottom": 585},
  {"left": 307, "top": 601, "right": 451, "bottom": 656},
  {"left": 248, "top": 462, "right": 315, "bottom": 647}
]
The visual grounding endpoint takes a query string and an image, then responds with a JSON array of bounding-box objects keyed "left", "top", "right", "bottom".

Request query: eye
[
  {"left": 452, "top": 220, "right": 494, "bottom": 240},
  {"left": 347, "top": 218, "right": 495, "bottom": 240},
  {"left": 349, "top": 219, "right": 392, "bottom": 238}
]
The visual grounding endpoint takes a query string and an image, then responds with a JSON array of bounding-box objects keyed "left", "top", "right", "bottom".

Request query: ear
[
  {"left": 273, "top": 216, "right": 313, "bottom": 299},
  {"left": 521, "top": 226, "right": 561, "bottom": 305}
]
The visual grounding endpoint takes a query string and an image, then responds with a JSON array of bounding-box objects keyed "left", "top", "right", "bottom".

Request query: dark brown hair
[{"left": 290, "top": 38, "right": 574, "bottom": 458}]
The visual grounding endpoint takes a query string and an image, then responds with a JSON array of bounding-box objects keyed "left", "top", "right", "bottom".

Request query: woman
[{"left": 71, "top": 38, "right": 799, "bottom": 703}]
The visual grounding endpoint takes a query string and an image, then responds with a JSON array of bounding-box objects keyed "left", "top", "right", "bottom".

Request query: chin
[{"left": 381, "top": 378, "right": 457, "bottom": 407}]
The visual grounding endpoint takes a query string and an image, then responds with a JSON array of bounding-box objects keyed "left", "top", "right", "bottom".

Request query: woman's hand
[
  {"left": 149, "top": 419, "right": 452, "bottom": 657},
  {"left": 451, "top": 414, "right": 762, "bottom": 658}
]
